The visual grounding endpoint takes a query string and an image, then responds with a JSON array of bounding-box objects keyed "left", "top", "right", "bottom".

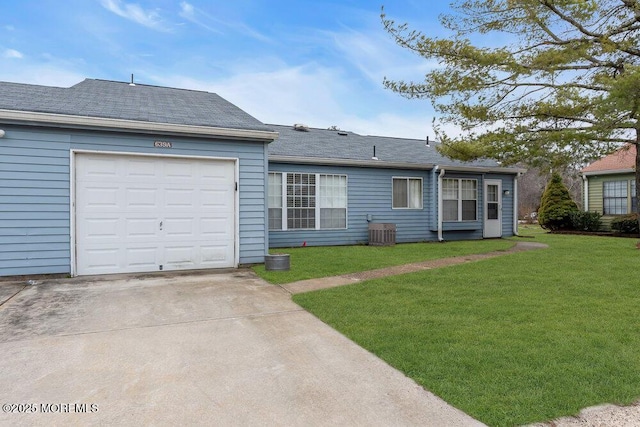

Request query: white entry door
[
  {"left": 75, "top": 153, "right": 236, "bottom": 275},
  {"left": 484, "top": 180, "right": 502, "bottom": 238}
]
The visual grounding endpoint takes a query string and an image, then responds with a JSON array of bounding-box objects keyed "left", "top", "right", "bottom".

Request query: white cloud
[
  {"left": 179, "top": 1, "right": 194, "bottom": 16},
  {"left": 178, "top": 1, "right": 221, "bottom": 34},
  {"left": 100, "top": 0, "right": 167, "bottom": 32},
  {"left": 178, "top": 1, "right": 270, "bottom": 42},
  {"left": 3, "top": 49, "right": 23, "bottom": 59},
  {"left": 329, "top": 27, "right": 438, "bottom": 86},
  {"left": 0, "top": 61, "right": 84, "bottom": 87},
  {"left": 155, "top": 64, "right": 344, "bottom": 123},
  {"left": 150, "top": 62, "right": 441, "bottom": 140}
]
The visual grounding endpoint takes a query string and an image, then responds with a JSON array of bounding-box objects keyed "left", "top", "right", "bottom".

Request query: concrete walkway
[{"left": 282, "top": 241, "right": 548, "bottom": 294}]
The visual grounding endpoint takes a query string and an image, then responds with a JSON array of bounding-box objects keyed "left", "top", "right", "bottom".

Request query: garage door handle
[{"left": 159, "top": 221, "right": 163, "bottom": 230}]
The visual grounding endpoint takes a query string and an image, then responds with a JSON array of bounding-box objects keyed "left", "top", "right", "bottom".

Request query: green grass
[
  {"left": 253, "top": 239, "right": 513, "bottom": 284},
  {"left": 292, "top": 231, "right": 640, "bottom": 426}
]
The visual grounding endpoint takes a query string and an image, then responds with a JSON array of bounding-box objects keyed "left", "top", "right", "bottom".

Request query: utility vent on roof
[
  {"left": 293, "top": 123, "right": 309, "bottom": 131},
  {"left": 337, "top": 131, "right": 348, "bottom": 136}
]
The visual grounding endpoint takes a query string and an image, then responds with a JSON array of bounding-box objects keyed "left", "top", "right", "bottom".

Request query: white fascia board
[
  {"left": 582, "top": 168, "right": 635, "bottom": 177},
  {"left": 0, "top": 109, "right": 279, "bottom": 142}
]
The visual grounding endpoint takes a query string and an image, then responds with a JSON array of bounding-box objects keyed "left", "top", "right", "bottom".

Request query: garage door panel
[
  {"left": 163, "top": 218, "right": 195, "bottom": 238},
  {"left": 126, "top": 188, "right": 159, "bottom": 208},
  {"left": 125, "top": 159, "right": 159, "bottom": 178},
  {"left": 164, "top": 245, "right": 197, "bottom": 269},
  {"left": 201, "top": 189, "right": 232, "bottom": 208},
  {"left": 200, "top": 217, "right": 232, "bottom": 236},
  {"left": 125, "top": 217, "right": 161, "bottom": 239},
  {"left": 201, "top": 244, "right": 234, "bottom": 265},
  {"left": 77, "top": 157, "right": 118, "bottom": 179},
  {"left": 80, "top": 218, "right": 121, "bottom": 240},
  {"left": 164, "top": 188, "right": 195, "bottom": 208},
  {"left": 76, "top": 153, "right": 236, "bottom": 275},
  {"left": 125, "top": 246, "right": 160, "bottom": 269},
  {"left": 201, "top": 162, "right": 233, "bottom": 178},
  {"left": 77, "top": 185, "right": 121, "bottom": 210},
  {"left": 165, "top": 160, "right": 195, "bottom": 179},
  {"left": 81, "top": 248, "right": 120, "bottom": 272}
]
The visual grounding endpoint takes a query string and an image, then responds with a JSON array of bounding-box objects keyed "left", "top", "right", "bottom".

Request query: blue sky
[{"left": 0, "top": 1, "right": 453, "bottom": 139}]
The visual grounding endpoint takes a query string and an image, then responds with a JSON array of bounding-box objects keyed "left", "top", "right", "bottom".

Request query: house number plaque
[{"left": 154, "top": 141, "right": 172, "bottom": 148}]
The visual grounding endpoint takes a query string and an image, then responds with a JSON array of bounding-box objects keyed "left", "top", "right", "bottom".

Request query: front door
[{"left": 484, "top": 180, "right": 502, "bottom": 238}]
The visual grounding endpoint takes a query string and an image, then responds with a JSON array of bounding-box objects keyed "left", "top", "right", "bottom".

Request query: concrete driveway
[{"left": 0, "top": 270, "right": 484, "bottom": 426}]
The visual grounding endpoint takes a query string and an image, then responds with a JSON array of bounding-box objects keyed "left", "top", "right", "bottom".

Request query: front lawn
[
  {"left": 293, "top": 232, "right": 640, "bottom": 426},
  {"left": 252, "top": 239, "right": 513, "bottom": 284}
]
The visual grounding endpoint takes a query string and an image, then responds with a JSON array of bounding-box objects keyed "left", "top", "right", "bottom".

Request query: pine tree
[{"left": 538, "top": 173, "right": 578, "bottom": 231}]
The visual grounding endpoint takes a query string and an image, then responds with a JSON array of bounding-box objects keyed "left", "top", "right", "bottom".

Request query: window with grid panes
[
  {"left": 603, "top": 181, "right": 628, "bottom": 215},
  {"left": 442, "top": 178, "right": 477, "bottom": 221},
  {"left": 268, "top": 172, "right": 347, "bottom": 230}
]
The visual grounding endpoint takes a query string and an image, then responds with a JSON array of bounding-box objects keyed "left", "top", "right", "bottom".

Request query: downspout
[
  {"left": 437, "top": 167, "right": 445, "bottom": 241},
  {"left": 582, "top": 175, "right": 589, "bottom": 212},
  {"left": 513, "top": 172, "right": 521, "bottom": 236}
]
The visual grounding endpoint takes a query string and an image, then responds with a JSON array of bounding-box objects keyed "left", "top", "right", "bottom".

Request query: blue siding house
[
  {"left": 267, "top": 124, "right": 523, "bottom": 248},
  {"left": 0, "top": 79, "right": 277, "bottom": 277},
  {"left": 0, "top": 79, "right": 523, "bottom": 278}
]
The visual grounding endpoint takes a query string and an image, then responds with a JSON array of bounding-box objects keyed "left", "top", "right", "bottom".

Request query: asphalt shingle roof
[
  {"left": 581, "top": 144, "right": 636, "bottom": 173},
  {"left": 0, "top": 79, "right": 273, "bottom": 132},
  {"left": 268, "top": 124, "right": 505, "bottom": 169}
]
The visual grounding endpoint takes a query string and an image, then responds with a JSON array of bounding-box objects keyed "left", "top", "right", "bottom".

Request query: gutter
[
  {"left": 437, "top": 167, "right": 445, "bottom": 241},
  {"left": 270, "top": 155, "right": 435, "bottom": 170},
  {"left": 581, "top": 168, "right": 635, "bottom": 177},
  {"left": 0, "top": 109, "right": 279, "bottom": 142},
  {"left": 269, "top": 155, "right": 525, "bottom": 174}
]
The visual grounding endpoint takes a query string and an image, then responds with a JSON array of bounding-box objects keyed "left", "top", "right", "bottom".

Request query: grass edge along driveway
[{"left": 290, "top": 232, "right": 640, "bottom": 427}]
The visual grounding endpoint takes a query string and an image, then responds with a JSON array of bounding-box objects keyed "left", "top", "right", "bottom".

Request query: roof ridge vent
[{"left": 293, "top": 123, "right": 309, "bottom": 131}]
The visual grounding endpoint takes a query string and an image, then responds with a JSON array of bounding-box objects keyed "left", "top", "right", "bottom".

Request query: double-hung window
[
  {"left": 268, "top": 172, "right": 283, "bottom": 230},
  {"left": 603, "top": 181, "right": 628, "bottom": 215},
  {"left": 319, "top": 174, "right": 348, "bottom": 228},
  {"left": 392, "top": 177, "right": 423, "bottom": 209},
  {"left": 442, "top": 178, "right": 477, "bottom": 221},
  {"left": 268, "top": 172, "right": 347, "bottom": 230}
]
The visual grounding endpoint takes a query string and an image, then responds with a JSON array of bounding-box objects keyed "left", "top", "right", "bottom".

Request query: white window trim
[
  {"left": 442, "top": 178, "right": 478, "bottom": 222},
  {"left": 392, "top": 176, "right": 423, "bottom": 210},
  {"left": 268, "top": 172, "right": 348, "bottom": 231}
]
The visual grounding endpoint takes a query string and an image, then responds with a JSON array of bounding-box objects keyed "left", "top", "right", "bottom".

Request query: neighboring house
[
  {"left": 0, "top": 79, "right": 523, "bottom": 278},
  {"left": 0, "top": 79, "right": 277, "bottom": 277},
  {"left": 267, "top": 124, "right": 523, "bottom": 248},
  {"left": 581, "top": 145, "right": 638, "bottom": 230}
]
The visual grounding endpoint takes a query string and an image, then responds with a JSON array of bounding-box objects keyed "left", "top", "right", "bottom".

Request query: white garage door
[{"left": 75, "top": 153, "right": 236, "bottom": 275}]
